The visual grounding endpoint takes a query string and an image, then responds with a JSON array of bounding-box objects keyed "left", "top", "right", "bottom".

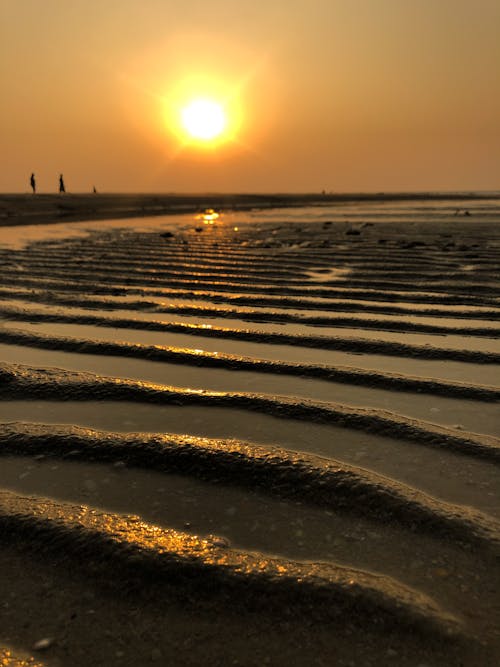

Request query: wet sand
[{"left": 0, "top": 202, "right": 499, "bottom": 666}]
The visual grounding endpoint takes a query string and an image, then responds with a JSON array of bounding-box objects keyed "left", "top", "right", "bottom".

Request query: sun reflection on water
[{"left": 196, "top": 209, "right": 220, "bottom": 225}]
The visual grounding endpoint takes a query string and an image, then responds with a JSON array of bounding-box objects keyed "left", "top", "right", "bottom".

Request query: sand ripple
[{"left": 0, "top": 212, "right": 499, "bottom": 664}]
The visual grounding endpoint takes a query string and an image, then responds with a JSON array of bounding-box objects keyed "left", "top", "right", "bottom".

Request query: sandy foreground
[{"left": 0, "top": 198, "right": 499, "bottom": 666}]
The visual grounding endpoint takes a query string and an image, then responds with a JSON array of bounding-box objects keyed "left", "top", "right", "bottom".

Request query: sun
[
  {"left": 163, "top": 79, "right": 242, "bottom": 149},
  {"left": 181, "top": 99, "right": 227, "bottom": 141}
]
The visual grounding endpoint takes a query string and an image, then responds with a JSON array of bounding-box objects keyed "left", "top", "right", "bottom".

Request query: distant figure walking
[
  {"left": 59, "top": 174, "right": 66, "bottom": 194},
  {"left": 30, "top": 173, "right": 36, "bottom": 194}
]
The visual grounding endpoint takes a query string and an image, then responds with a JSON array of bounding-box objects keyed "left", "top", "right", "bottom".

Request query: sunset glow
[
  {"left": 1, "top": 1, "right": 499, "bottom": 192},
  {"left": 181, "top": 99, "right": 227, "bottom": 141},
  {"left": 162, "top": 75, "right": 243, "bottom": 152}
]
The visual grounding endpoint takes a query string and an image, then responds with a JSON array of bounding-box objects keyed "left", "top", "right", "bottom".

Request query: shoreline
[{"left": 0, "top": 191, "right": 497, "bottom": 227}]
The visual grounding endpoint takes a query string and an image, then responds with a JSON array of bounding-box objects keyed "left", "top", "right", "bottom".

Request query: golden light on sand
[{"left": 181, "top": 99, "right": 227, "bottom": 141}]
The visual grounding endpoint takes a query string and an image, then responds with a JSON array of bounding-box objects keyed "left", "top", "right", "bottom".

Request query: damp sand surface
[
  {"left": 1, "top": 400, "right": 499, "bottom": 515},
  {"left": 1, "top": 452, "right": 497, "bottom": 612},
  {"left": 0, "top": 204, "right": 500, "bottom": 666}
]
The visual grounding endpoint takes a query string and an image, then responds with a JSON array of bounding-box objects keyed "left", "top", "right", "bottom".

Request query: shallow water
[
  {"left": 2, "top": 197, "right": 498, "bottom": 250},
  {"left": 4, "top": 294, "right": 500, "bottom": 334},
  {"left": 5, "top": 320, "right": 500, "bottom": 386},
  {"left": 2, "top": 304, "right": 498, "bottom": 352},
  {"left": 0, "top": 216, "right": 189, "bottom": 250},
  {"left": 1, "top": 341, "right": 499, "bottom": 436}
]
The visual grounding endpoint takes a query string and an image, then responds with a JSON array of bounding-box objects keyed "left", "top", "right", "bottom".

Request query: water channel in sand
[
  {"left": 0, "top": 342, "right": 499, "bottom": 436},
  {"left": 4, "top": 319, "right": 500, "bottom": 386}
]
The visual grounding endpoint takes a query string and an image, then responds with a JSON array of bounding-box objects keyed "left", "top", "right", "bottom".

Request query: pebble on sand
[{"left": 33, "top": 637, "right": 54, "bottom": 651}]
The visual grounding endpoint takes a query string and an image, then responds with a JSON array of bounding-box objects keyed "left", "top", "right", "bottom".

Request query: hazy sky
[{"left": 1, "top": 0, "right": 499, "bottom": 193}]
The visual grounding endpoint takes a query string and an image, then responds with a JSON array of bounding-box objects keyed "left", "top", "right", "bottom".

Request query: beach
[
  {"left": 1, "top": 192, "right": 496, "bottom": 227},
  {"left": 0, "top": 196, "right": 499, "bottom": 666}
]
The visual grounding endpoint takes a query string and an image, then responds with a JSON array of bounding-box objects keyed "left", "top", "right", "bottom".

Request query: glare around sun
[{"left": 181, "top": 99, "right": 227, "bottom": 141}]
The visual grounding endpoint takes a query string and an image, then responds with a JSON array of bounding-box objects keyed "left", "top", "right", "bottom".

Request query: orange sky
[{"left": 1, "top": 0, "right": 499, "bottom": 193}]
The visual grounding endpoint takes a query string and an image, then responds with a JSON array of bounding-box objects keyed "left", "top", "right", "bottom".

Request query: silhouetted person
[
  {"left": 93, "top": 186, "right": 97, "bottom": 193},
  {"left": 59, "top": 174, "right": 66, "bottom": 194},
  {"left": 30, "top": 173, "right": 36, "bottom": 194}
]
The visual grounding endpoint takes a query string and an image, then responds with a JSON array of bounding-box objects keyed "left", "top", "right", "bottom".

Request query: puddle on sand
[{"left": 305, "top": 267, "right": 353, "bottom": 282}]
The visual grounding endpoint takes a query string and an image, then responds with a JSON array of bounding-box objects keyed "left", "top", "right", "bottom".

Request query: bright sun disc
[{"left": 181, "top": 99, "right": 226, "bottom": 141}]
